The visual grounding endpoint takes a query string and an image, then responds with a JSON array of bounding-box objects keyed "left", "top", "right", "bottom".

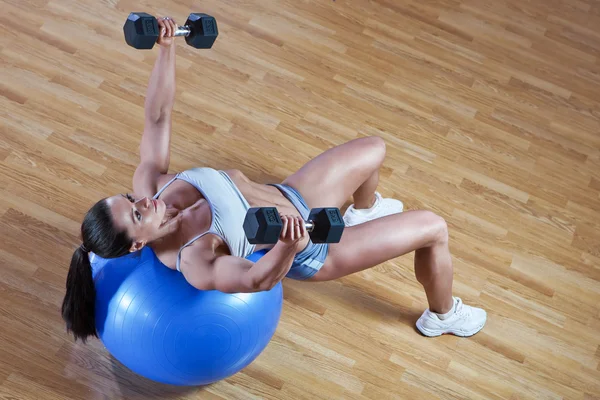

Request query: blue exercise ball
[{"left": 90, "top": 247, "right": 282, "bottom": 386}]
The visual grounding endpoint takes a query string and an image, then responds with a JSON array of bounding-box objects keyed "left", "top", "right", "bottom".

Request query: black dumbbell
[
  {"left": 244, "top": 207, "right": 345, "bottom": 244},
  {"left": 124, "top": 12, "right": 218, "bottom": 50}
]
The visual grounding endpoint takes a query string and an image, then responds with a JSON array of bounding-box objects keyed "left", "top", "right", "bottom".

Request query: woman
[{"left": 62, "top": 17, "right": 486, "bottom": 343}]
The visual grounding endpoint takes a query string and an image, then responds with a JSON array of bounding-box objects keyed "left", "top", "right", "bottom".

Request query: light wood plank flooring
[{"left": 1, "top": 0, "right": 600, "bottom": 398}]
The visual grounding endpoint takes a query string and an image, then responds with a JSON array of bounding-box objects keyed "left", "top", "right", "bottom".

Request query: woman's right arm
[
  {"left": 182, "top": 216, "right": 307, "bottom": 293},
  {"left": 180, "top": 242, "right": 298, "bottom": 293},
  {"left": 221, "top": 243, "right": 299, "bottom": 292}
]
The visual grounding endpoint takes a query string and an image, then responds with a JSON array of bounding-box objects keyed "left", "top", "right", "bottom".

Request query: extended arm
[
  {"left": 133, "top": 17, "right": 178, "bottom": 196},
  {"left": 144, "top": 39, "right": 176, "bottom": 126}
]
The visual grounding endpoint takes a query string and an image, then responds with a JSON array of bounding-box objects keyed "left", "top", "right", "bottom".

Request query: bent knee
[
  {"left": 365, "top": 135, "right": 386, "bottom": 156},
  {"left": 420, "top": 211, "right": 448, "bottom": 245},
  {"left": 358, "top": 136, "right": 386, "bottom": 167}
]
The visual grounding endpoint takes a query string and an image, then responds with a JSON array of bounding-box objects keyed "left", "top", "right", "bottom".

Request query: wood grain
[{"left": 2, "top": 0, "right": 600, "bottom": 398}]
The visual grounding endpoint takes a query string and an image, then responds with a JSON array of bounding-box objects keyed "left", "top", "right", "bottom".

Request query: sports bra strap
[
  {"left": 153, "top": 174, "right": 179, "bottom": 199},
  {"left": 176, "top": 232, "right": 210, "bottom": 272}
]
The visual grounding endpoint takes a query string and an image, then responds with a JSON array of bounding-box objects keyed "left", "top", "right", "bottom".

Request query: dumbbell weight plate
[
  {"left": 185, "top": 13, "right": 218, "bottom": 49},
  {"left": 123, "top": 12, "right": 160, "bottom": 50},
  {"left": 244, "top": 207, "right": 282, "bottom": 244},
  {"left": 308, "top": 208, "right": 344, "bottom": 243}
]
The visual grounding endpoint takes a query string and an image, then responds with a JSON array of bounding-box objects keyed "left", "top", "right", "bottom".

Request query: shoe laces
[{"left": 453, "top": 297, "right": 470, "bottom": 319}]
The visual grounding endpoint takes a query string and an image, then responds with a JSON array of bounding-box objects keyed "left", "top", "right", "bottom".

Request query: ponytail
[
  {"left": 62, "top": 198, "right": 133, "bottom": 343},
  {"left": 61, "top": 246, "right": 97, "bottom": 342}
]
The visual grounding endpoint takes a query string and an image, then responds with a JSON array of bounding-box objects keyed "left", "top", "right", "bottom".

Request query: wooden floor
[{"left": 2, "top": 0, "right": 600, "bottom": 398}]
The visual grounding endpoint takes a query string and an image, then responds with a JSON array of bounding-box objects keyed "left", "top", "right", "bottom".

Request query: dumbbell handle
[
  {"left": 173, "top": 25, "right": 192, "bottom": 37},
  {"left": 304, "top": 221, "right": 315, "bottom": 232}
]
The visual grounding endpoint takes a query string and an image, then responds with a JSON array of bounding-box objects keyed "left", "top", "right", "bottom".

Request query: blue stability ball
[{"left": 90, "top": 247, "right": 282, "bottom": 386}]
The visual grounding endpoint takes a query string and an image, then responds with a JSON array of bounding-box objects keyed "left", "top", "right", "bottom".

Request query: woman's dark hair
[{"left": 61, "top": 199, "right": 133, "bottom": 342}]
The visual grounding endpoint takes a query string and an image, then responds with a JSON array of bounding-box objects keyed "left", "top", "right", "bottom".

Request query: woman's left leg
[
  {"left": 282, "top": 136, "right": 387, "bottom": 211},
  {"left": 281, "top": 135, "right": 403, "bottom": 226}
]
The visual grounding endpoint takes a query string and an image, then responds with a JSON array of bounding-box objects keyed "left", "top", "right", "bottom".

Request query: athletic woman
[{"left": 62, "top": 17, "right": 486, "bottom": 342}]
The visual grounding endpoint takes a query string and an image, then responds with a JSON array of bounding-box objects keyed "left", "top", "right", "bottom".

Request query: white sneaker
[
  {"left": 416, "top": 297, "right": 487, "bottom": 337},
  {"left": 343, "top": 192, "right": 404, "bottom": 227}
]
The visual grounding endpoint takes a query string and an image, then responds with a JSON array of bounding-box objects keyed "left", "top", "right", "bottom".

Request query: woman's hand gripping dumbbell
[
  {"left": 243, "top": 207, "right": 345, "bottom": 245},
  {"left": 123, "top": 12, "right": 218, "bottom": 49}
]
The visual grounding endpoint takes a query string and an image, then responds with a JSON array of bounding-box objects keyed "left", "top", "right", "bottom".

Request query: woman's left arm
[{"left": 133, "top": 17, "right": 177, "bottom": 197}]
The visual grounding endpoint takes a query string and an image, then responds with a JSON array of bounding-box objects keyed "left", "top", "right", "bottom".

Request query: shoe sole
[{"left": 415, "top": 319, "right": 486, "bottom": 338}]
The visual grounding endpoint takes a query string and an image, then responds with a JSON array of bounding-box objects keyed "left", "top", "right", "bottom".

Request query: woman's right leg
[
  {"left": 312, "top": 210, "right": 454, "bottom": 313},
  {"left": 310, "top": 210, "right": 487, "bottom": 337}
]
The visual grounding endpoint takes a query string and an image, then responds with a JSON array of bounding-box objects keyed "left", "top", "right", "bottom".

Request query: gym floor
[{"left": 2, "top": 0, "right": 600, "bottom": 399}]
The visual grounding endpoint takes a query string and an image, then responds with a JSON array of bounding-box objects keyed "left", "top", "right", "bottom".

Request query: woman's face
[{"left": 106, "top": 194, "right": 167, "bottom": 250}]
